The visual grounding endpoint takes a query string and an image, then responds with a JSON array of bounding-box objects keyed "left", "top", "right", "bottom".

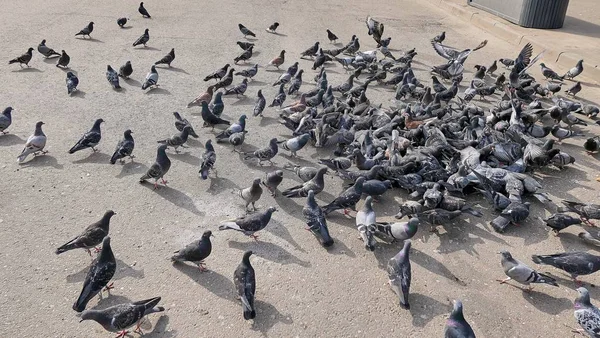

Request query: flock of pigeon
[{"left": 3, "top": 2, "right": 600, "bottom": 337}]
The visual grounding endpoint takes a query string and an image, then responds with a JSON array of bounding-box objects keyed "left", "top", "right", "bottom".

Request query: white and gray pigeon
[
  {"left": 68, "top": 118, "right": 104, "bottom": 154},
  {"left": 66, "top": 71, "right": 79, "bottom": 95},
  {"left": 302, "top": 190, "right": 334, "bottom": 247},
  {"left": 157, "top": 125, "right": 191, "bottom": 152},
  {"left": 171, "top": 230, "right": 213, "bottom": 271},
  {"left": 278, "top": 133, "right": 310, "bottom": 157},
  {"left": 282, "top": 166, "right": 327, "bottom": 198},
  {"left": 216, "top": 115, "right": 247, "bottom": 141},
  {"left": 80, "top": 296, "right": 164, "bottom": 337},
  {"left": 388, "top": 239, "right": 411, "bottom": 309},
  {"left": 133, "top": 28, "right": 150, "bottom": 47},
  {"left": 17, "top": 121, "right": 47, "bottom": 163},
  {"left": 218, "top": 207, "right": 277, "bottom": 240},
  {"left": 224, "top": 78, "right": 248, "bottom": 97},
  {"left": 356, "top": 196, "right": 376, "bottom": 226},
  {"left": 55, "top": 210, "right": 115, "bottom": 256},
  {"left": 444, "top": 300, "right": 476, "bottom": 338},
  {"left": 233, "top": 251, "right": 256, "bottom": 320},
  {"left": 243, "top": 138, "right": 279, "bottom": 165},
  {"left": 142, "top": 65, "right": 158, "bottom": 90},
  {"left": 106, "top": 65, "right": 121, "bottom": 89},
  {"left": 0, "top": 107, "right": 13, "bottom": 134},
  {"left": 199, "top": 139, "right": 217, "bottom": 180},
  {"left": 374, "top": 218, "right": 420, "bottom": 243},
  {"left": 574, "top": 287, "right": 600, "bottom": 338},
  {"left": 262, "top": 170, "right": 283, "bottom": 197},
  {"left": 497, "top": 251, "right": 558, "bottom": 291},
  {"left": 139, "top": 144, "right": 171, "bottom": 189},
  {"left": 73, "top": 236, "right": 116, "bottom": 312},
  {"left": 110, "top": 129, "right": 135, "bottom": 164},
  {"left": 239, "top": 178, "right": 263, "bottom": 212},
  {"left": 173, "top": 112, "right": 199, "bottom": 138},
  {"left": 235, "top": 64, "right": 259, "bottom": 79},
  {"left": 38, "top": 39, "right": 60, "bottom": 58},
  {"left": 564, "top": 60, "right": 584, "bottom": 80},
  {"left": 253, "top": 89, "right": 266, "bottom": 117}
]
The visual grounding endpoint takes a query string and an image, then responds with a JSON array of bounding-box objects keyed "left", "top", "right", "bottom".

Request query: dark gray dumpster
[{"left": 468, "top": 0, "right": 570, "bottom": 29}]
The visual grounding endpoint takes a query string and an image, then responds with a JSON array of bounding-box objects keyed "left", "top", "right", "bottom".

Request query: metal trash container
[{"left": 468, "top": 0, "right": 570, "bottom": 29}]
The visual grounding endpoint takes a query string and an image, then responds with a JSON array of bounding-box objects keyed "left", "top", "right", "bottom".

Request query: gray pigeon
[
  {"left": 204, "top": 64, "right": 230, "bottom": 82},
  {"left": 73, "top": 236, "right": 116, "bottom": 312},
  {"left": 0, "top": 107, "right": 13, "bottom": 134},
  {"left": 551, "top": 124, "right": 582, "bottom": 142},
  {"left": 239, "top": 178, "right": 263, "bottom": 212},
  {"left": 235, "top": 64, "right": 259, "bottom": 79},
  {"left": 238, "top": 24, "right": 256, "bottom": 38},
  {"left": 38, "top": 39, "right": 60, "bottom": 58},
  {"left": 110, "top": 129, "right": 135, "bottom": 164},
  {"left": 9, "top": 47, "right": 34, "bottom": 67},
  {"left": 388, "top": 240, "right": 411, "bottom": 309},
  {"left": 224, "top": 78, "right": 249, "bottom": 97},
  {"left": 318, "top": 157, "right": 352, "bottom": 171},
  {"left": 55, "top": 210, "right": 115, "bottom": 256},
  {"left": 142, "top": 65, "right": 158, "bottom": 90},
  {"left": 278, "top": 133, "right": 310, "bottom": 157},
  {"left": 157, "top": 126, "right": 191, "bottom": 152},
  {"left": 323, "top": 177, "right": 365, "bottom": 215},
  {"left": 17, "top": 121, "right": 47, "bottom": 163},
  {"left": 139, "top": 144, "right": 171, "bottom": 189},
  {"left": 356, "top": 196, "right": 376, "bottom": 226},
  {"left": 117, "top": 17, "right": 128, "bottom": 28},
  {"left": 173, "top": 112, "right": 199, "bottom": 138},
  {"left": 56, "top": 50, "right": 70, "bottom": 68},
  {"left": 303, "top": 190, "right": 334, "bottom": 247},
  {"left": 216, "top": 115, "right": 247, "bottom": 141},
  {"left": 155, "top": 48, "right": 175, "bottom": 67},
  {"left": 66, "top": 71, "right": 79, "bottom": 95},
  {"left": 565, "top": 81, "right": 582, "bottom": 96},
  {"left": 564, "top": 60, "right": 584, "bottom": 79},
  {"left": 362, "top": 179, "right": 392, "bottom": 198},
  {"left": 579, "top": 231, "right": 600, "bottom": 248},
  {"left": 69, "top": 119, "right": 104, "bottom": 153},
  {"left": 171, "top": 230, "right": 213, "bottom": 270},
  {"left": 574, "top": 287, "right": 600, "bottom": 338},
  {"left": 119, "top": 61, "right": 133, "bottom": 79},
  {"left": 199, "top": 139, "right": 217, "bottom": 180},
  {"left": 262, "top": 170, "right": 284, "bottom": 197},
  {"left": 200, "top": 102, "right": 231, "bottom": 130},
  {"left": 375, "top": 218, "right": 420, "bottom": 243},
  {"left": 561, "top": 200, "right": 600, "bottom": 226},
  {"left": 282, "top": 163, "right": 318, "bottom": 182},
  {"left": 444, "top": 300, "right": 476, "bottom": 338},
  {"left": 541, "top": 213, "right": 582, "bottom": 235},
  {"left": 243, "top": 138, "right": 278, "bottom": 165},
  {"left": 228, "top": 131, "right": 248, "bottom": 152},
  {"left": 106, "top": 65, "right": 121, "bottom": 89},
  {"left": 253, "top": 89, "right": 266, "bottom": 117},
  {"left": 532, "top": 252, "right": 600, "bottom": 283},
  {"left": 234, "top": 251, "right": 256, "bottom": 320},
  {"left": 218, "top": 207, "right": 277, "bottom": 240},
  {"left": 269, "top": 84, "right": 287, "bottom": 108},
  {"left": 80, "top": 297, "right": 164, "bottom": 337},
  {"left": 75, "top": 22, "right": 94, "bottom": 38},
  {"left": 133, "top": 28, "right": 150, "bottom": 47},
  {"left": 490, "top": 201, "right": 530, "bottom": 233},
  {"left": 497, "top": 251, "right": 558, "bottom": 291},
  {"left": 282, "top": 167, "right": 327, "bottom": 198}
]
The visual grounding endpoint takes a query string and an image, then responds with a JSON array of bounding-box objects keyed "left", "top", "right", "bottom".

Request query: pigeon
[
  {"left": 540, "top": 63, "right": 564, "bottom": 81},
  {"left": 37, "top": 39, "right": 60, "bottom": 58},
  {"left": 243, "top": 138, "right": 279, "bottom": 165},
  {"left": 75, "top": 22, "right": 94, "bottom": 38},
  {"left": 155, "top": 48, "right": 175, "bottom": 67},
  {"left": 117, "top": 17, "right": 128, "bottom": 28},
  {"left": 0, "top": 107, "right": 12, "bottom": 134},
  {"left": 278, "top": 133, "right": 310, "bottom": 157},
  {"left": 199, "top": 139, "right": 217, "bottom": 180},
  {"left": 8, "top": 47, "right": 34, "bottom": 67},
  {"left": 133, "top": 29, "right": 150, "bottom": 47},
  {"left": 301, "top": 42, "right": 320, "bottom": 59},
  {"left": 318, "top": 157, "right": 352, "bottom": 171},
  {"left": 80, "top": 297, "right": 164, "bottom": 338},
  {"left": 110, "top": 129, "right": 135, "bottom": 164},
  {"left": 486, "top": 60, "right": 498, "bottom": 75},
  {"left": 551, "top": 124, "right": 582, "bottom": 142},
  {"left": 69, "top": 119, "right": 104, "bottom": 154},
  {"left": 235, "top": 64, "right": 259, "bottom": 79},
  {"left": 238, "top": 24, "right": 256, "bottom": 38},
  {"left": 173, "top": 112, "right": 199, "bottom": 138},
  {"left": 362, "top": 179, "right": 392, "bottom": 198},
  {"left": 432, "top": 31, "right": 445, "bottom": 43},
  {"left": 210, "top": 92, "right": 225, "bottom": 117},
  {"left": 234, "top": 46, "right": 254, "bottom": 64},
  {"left": 269, "top": 83, "right": 287, "bottom": 108},
  {"left": 224, "top": 78, "right": 248, "bottom": 97},
  {"left": 282, "top": 167, "right": 327, "bottom": 198},
  {"left": 228, "top": 131, "right": 248, "bottom": 152},
  {"left": 55, "top": 210, "right": 115, "bottom": 256},
  {"left": 239, "top": 178, "right": 263, "bottom": 212},
  {"left": 171, "top": 230, "right": 213, "bottom": 270},
  {"left": 118, "top": 61, "right": 133, "bottom": 79},
  {"left": 157, "top": 126, "right": 191, "bottom": 152},
  {"left": 356, "top": 196, "right": 376, "bottom": 226},
  {"left": 573, "top": 287, "right": 600, "bottom": 337},
  {"left": 579, "top": 231, "right": 600, "bottom": 248},
  {"left": 201, "top": 102, "right": 230, "bottom": 129},
  {"left": 542, "top": 213, "right": 582, "bottom": 235},
  {"left": 584, "top": 137, "right": 600, "bottom": 154},
  {"left": 561, "top": 200, "right": 600, "bottom": 226},
  {"left": 73, "top": 236, "right": 116, "bottom": 312},
  {"left": 216, "top": 115, "right": 246, "bottom": 141},
  {"left": 56, "top": 50, "right": 70, "bottom": 68},
  {"left": 490, "top": 201, "right": 530, "bottom": 233},
  {"left": 268, "top": 50, "right": 286, "bottom": 69},
  {"left": 218, "top": 207, "right": 277, "bottom": 240},
  {"left": 234, "top": 251, "right": 256, "bottom": 320},
  {"left": 66, "top": 71, "right": 79, "bottom": 95},
  {"left": 262, "top": 170, "right": 284, "bottom": 197},
  {"left": 283, "top": 164, "right": 319, "bottom": 182},
  {"left": 499, "top": 58, "right": 515, "bottom": 68},
  {"left": 323, "top": 177, "right": 365, "bottom": 215},
  {"left": 374, "top": 218, "right": 420, "bottom": 243},
  {"left": 532, "top": 252, "right": 600, "bottom": 283},
  {"left": 106, "top": 65, "right": 121, "bottom": 89},
  {"left": 302, "top": 190, "right": 334, "bottom": 247},
  {"left": 138, "top": 2, "right": 151, "bottom": 18},
  {"left": 288, "top": 69, "right": 304, "bottom": 95},
  {"left": 273, "top": 70, "right": 292, "bottom": 86},
  {"left": 17, "top": 121, "right": 47, "bottom": 163},
  {"left": 326, "top": 29, "right": 338, "bottom": 43},
  {"left": 267, "top": 22, "right": 279, "bottom": 33},
  {"left": 497, "top": 251, "right": 558, "bottom": 291},
  {"left": 565, "top": 81, "right": 582, "bottom": 96},
  {"left": 564, "top": 59, "right": 584, "bottom": 80},
  {"left": 237, "top": 41, "right": 255, "bottom": 51},
  {"left": 214, "top": 68, "right": 235, "bottom": 90},
  {"left": 204, "top": 64, "right": 230, "bottom": 82},
  {"left": 581, "top": 104, "right": 599, "bottom": 118},
  {"left": 141, "top": 65, "right": 159, "bottom": 90},
  {"left": 253, "top": 89, "right": 266, "bottom": 117},
  {"left": 187, "top": 86, "right": 215, "bottom": 108},
  {"left": 444, "top": 300, "right": 476, "bottom": 338},
  {"left": 388, "top": 240, "right": 411, "bottom": 309},
  {"left": 139, "top": 144, "right": 171, "bottom": 189}
]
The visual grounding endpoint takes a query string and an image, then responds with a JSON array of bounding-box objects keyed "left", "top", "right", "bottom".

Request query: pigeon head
[
  {"left": 242, "top": 250, "right": 253, "bottom": 263},
  {"left": 107, "top": 65, "right": 114, "bottom": 71},
  {"left": 274, "top": 170, "right": 283, "bottom": 178},
  {"left": 94, "top": 118, "right": 105, "bottom": 126},
  {"left": 27, "top": 47, "right": 34, "bottom": 53},
  {"left": 2, "top": 107, "right": 13, "bottom": 115},
  {"left": 67, "top": 71, "right": 75, "bottom": 78},
  {"left": 79, "top": 309, "right": 104, "bottom": 325},
  {"left": 89, "top": 22, "right": 94, "bottom": 26},
  {"left": 269, "top": 138, "right": 278, "bottom": 147},
  {"left": 157, "top": 144, "right": 169, "bottom": 152},
  {"left": 101, "top": 236, "right": 111, "bottom": 247},
  {"left": 202, "top": 230, "right": 213, "bottom": 238},
  {"left": 124, "top": 129, "right": 133, "bottom": 137},
  {"left": 252, "top": 178, "right": 261, "bottom": 186},
  {"left": 205, "top": 139, "right": 214, "bottom": 151},
  {"left": 266, "top": 206, "right": 277, "bottom": 214},
  {"left": 145, "top": 28, "right": 149, "bottom": 34},
  {"left": 499, "top": 250, "right": 513, "bottom": 261},
  {"left": 273, "top": 22, "right": 279, "bottom": 27},
  {"left": 104, "top": 210, "right": 116, "bottom": 219},
  {"left": 35, "top": 121, "right": 44, "bottom": 128},
  {"left": 449, "top": 300, "right": 465, "bottom": 320},
  {"left": 316, "top": 166, "right": 328, "bottom": 176},
  {"left": 239, "top": 114, "right": 247, "bottom": 121},
  {"left": 41, "top": 39, "right": 46, "bottom": 45},
  {"left": 407, "top": 217, "right": 420, "bottom": 230},
  {"left": 575, "top": 287, "right": 592, "bottom": 309},
  {"left": 140, "top": 2, "right": 144, "bottom": 6},
  {"left": 151, "top": 65, "right": 156, "bottom": 72}
]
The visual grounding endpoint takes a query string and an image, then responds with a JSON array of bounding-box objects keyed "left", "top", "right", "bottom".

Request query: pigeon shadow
[
  {"left": 323, "top": 236, "right": 356, "bottom": 257},
  {"left": 90, "top": 295, "right": 132, "bottom": 310},
  {"left": 161, "top": 66, "right": 189, "bottom": 74},
  {"left": 42, "top": 57, "right": 60, "bottom": 64},
  {"left": 120, "top": 26, "right": 133, "bottom": 30},
  {"left": 173, "top": 264, "right": 235, "bottom": 303},
  {"left": 115, "top": 161, "right": 148, "bottom": 178},
  {"left": 145, "top": 87, "right": 170, "bottom": 94},
  {"left": 0, "top": 134, "right": 25, "bottom": 146},
  {"left": 169, "top": 152, "right": 200, "bottom": 166},
  {"left": 11, "top": 67, "right": 42, "bottom": 73},
  {"left": 408, "top": 292, "right": 452, "bottom": 327},
  {"left": 135, "top": 46, "right": 161, "bottom": 51},
  {"left": 141, "top": 183, "right": 204, "bottom": 216},
  {"left": 268, "top": 32, "right": 288, "bottom": 37},
  {"left": 72, "top": 151, "right": 111, "bottom": 164},
  {"left": 186, "top": 138, "right": 202, "bottom": 147},
  {"left": 66, "top": 258, "right": 144, "bottom": 283},
  {"left": 145, "top": 315, "right": 176, "bottom": 338},
  {"left": 20, "top": 154, "right": 63, "bottom": 169},
  {"left": 123, "top": 78, "right": 142, "bottom": 87},
  {"left": 231, "top": 97, "right": 253, "bottom": 106},
  {"left": 228, "top": 241, "right": 311, "bottom": 267},
  {"left": 248, "top": 80, "right": 267, "bottom": 87},
  {"left": 71, "top": 90, "right": 87, "bottom": 98},
  {"left": 250, "top": 300, "right": 293, "bottom": 334},
  {"left": 78, "top": 37, "right": 104, "bottom": 43},
  {"left": 259, "top": 116, "right": 279, "bottom": 127},
  {"left": 520, "top": 289, "right": 572, "bottom": 315},
  {"left": 206, "top": 176, "right": 240, "bottom": 195},
  {"left": 412, "top": 247, "right": 467, "bottom": 286},
  {"left": 265, "top": 218, "right": 306, "bottom": 253}
]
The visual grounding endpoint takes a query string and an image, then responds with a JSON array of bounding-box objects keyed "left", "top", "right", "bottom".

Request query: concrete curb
[{"left": 425, "top": 0, "right": 600, "bottom": 82}]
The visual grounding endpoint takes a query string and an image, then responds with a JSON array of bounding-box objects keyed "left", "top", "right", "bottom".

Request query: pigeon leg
[
  {"left": 252, "top": 202, "right": 257, "bottom": 211},
  {"left": 103, "top": 282, "right": 114, "bottom": 292},
  {"left": 86, "top": 248, "right": 92, "bottom": 256},
  {"left": 343, "top": 209, "right": 350, "bottom": 216},
  {"left": 91, "top": 147, "right": 98, "bottom": 152},
  {"left": 249, "top": 234, "right": 260, "bottom": 241},
  {"left": 133, "top": 318, "right": 145, "bottom": 334},
  {"left": 129, "top": 155, "right": 136, "bottom": 162},
  {"left": 94, "top": 247, "right": 101, "bottom": 253},
  {"left": 161, "top": 178, "right": 169, "bottom": 185},
  {"left": 197, "top": 262, "right": 208, "bottom": 272},
  {"left": 115, "top": 330, "right": 129, "bottom": 338}
]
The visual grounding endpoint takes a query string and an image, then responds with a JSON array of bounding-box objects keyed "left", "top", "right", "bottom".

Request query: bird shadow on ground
[
  {"left": 146, "top": 87, "right": 171, "bottom": 95},
  {"left": 186, "top": 138, "right": 202, "bottom": 147},
  {"left": 272, "top": 194, "right": 303, "bottom": 221},
  {"left": 207, "top": 176, "right": 240, "bottom": 195},
  {"left": 557, "top": 231, "right": 588, "bottom": 251},
  {"left": 251, "top": 300, "right": 293, "bottom": 334},
  {"left": 42, "top": 57, "right": 60, "bottom": 64},
  {"left": 0, "top": 134, "right": 24, "bottom": 146},
  {"left": 77, "top": 37, "right": 104, "bottom": 43},
  {"left": 412, "top": 247, "right": 467, "bottom": 286},
  {"left": 259, "top": 116, "right": 279, "bottom": 127},
  {"left": 173, "top": 264, "right": 235, "bottom": 303},
  {"left": 265, "top": 218, "right": 305, "bottom": 253},
  {"left": 115, "top": 161, "right": 148, "bottom": 178},
  {"left": 11, "top": 67, "right": 42, "bottom": 73},
  {"left": 120, "top": 26, "right": 133, "bottom": 30},
  {"left": 56, "top": 66, "right": 72, "bottom": 73},
  {"left": 248, "top": 80, "right": 267, "bottom": 87},
  {"left": 231, "top": 97, "right": 253, "bottom": 106},
  {"left": 145, "top": 315, "right": 176, "bottom": 338},
  {"left": 408, "top": 293, "right": 452, "bottom": 328},
  {"left": 160, "top": 66, "right": 189, "bottom": 74},
  {"left": 268, "top": 32, "right": 288, "bottom": 37},
  {"left": 228, "top": 241, "right": 311, "bottom": 267},
  {"left": 71, "top": 90, "right": 87, "bottom": 98},
  {"left": 324, "top": 236, "right": 356, "bottom": 257},
  {"left": 66, "top": 258, "right": 145, "bottom": 283},
  {"left": 169, "top": 151, "right": 199, "bottom": 166},
  {"left": 265, "top": 69, "right": 285, "bottom": 73},
  {"left": 141, "top": 183, "right": 204, "bottom": 216},
  {"left": 20, "top": 154, "right": 63, "bottom": 169},
  {"left": 90, "top": 294, "right": 132, "bottom": 311},
  {"left": 520, "top": 289, "right": 572, "bottom": 315},
  {"left": 123, "top": 78, "right": 142, "bottom": 87},
  {"left": 135, "top": 46, "right": 160, "bottom": 51},
  {"left": 435, "top": 219, "right": 510, "bottom": 255},
  {"left": 72, "top": 152, "right": 111, "bottom": 164}
]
